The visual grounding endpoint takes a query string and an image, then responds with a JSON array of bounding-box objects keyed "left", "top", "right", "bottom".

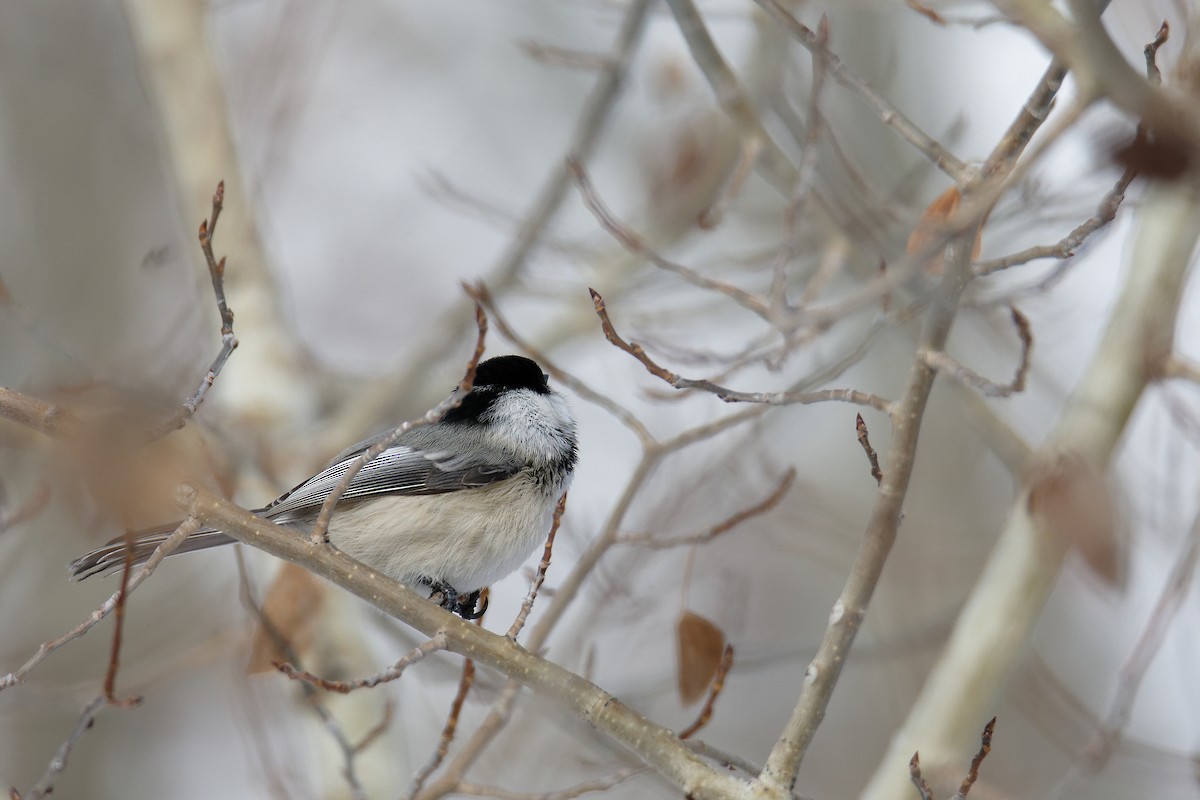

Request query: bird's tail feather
[{"left": 67, "top": 525, "right": 236, "bottom": 580}]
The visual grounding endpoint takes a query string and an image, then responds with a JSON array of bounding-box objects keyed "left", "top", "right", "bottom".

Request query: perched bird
[{"left": 68, "top": 355, "right": 577, "bottom": 618}]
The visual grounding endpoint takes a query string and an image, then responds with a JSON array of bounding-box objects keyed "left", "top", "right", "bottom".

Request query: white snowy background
[{"left": 0, "top": 1, "right": 1197, "bottom": 799}]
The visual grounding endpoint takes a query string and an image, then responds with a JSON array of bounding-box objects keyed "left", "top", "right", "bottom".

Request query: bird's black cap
[
  {"left": 471, "top": 355, "right": 550, "bottom": 394},
  {"left": 443, "top": 355, "right": 551, "bottom": 425}
]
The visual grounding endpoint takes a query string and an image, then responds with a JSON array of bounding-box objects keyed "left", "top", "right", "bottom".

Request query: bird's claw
[{"left": 423, "top": 580, "right": 487, "bottom": 620}]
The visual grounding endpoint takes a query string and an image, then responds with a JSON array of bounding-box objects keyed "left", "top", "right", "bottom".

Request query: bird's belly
[{"left": 325, "top": 477, "right": 555, "bottom": 593}]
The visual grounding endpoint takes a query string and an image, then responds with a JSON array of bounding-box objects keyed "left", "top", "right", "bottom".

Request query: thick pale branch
[
  {"left": 0, "top": 388, "right": 76, "bottom": 438},
  {"left": 187, "top": 489, "right": 758, "bottom": 800},
  {"left": 860, "top": 181, "right": 1200, "bottom": 800},
  {"left": 758, "top": 222, "right": 981, "bottom": 795}
]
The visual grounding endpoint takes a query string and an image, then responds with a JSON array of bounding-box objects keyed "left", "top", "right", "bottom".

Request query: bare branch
[
  {"left": 570, "top": 160, "right": 772, "bottom": 320},
  {"left": 908, "top": 753, "right": 933, "bottom": 800},
  {"left": 1144, "top": 20, "right": 1168, "bottom": 83},
  {"left": 922, "top": 306, "right": 1033, "bottom": 397},
  {"left": 0, "top": 482, "right": 51, "bottom": 536},
  {"left": 275, "top": 632, "right": 448, "bottom": 694},
  {"left": 760, "top": 171, "right": 984, "bottom": 796},
  {"left": 678, "top": 645, "right": 734, "bottom": 740},
  {"left": 1162, "top": 355, "right": 1200, "bottom": 384},
  {"left": 234, "top": 550, "right": 371, "bottom": 800},
  {"left": 148, "top": 181, "right": 239, "bottom": 438},
  {"left": 589, "top": 288, "right": 894, "bottom": 413},
  {"left": 412, "top": 682, "right": 522, "bottom": 800},
  {"left": 408, "top": 657, "right": 478, "bottom": 797},
  {"left": 456, "top": 768, "right": 645, "bottom": 800},
  {"left": 518, "top": 40, "right": 613, "bottom": 71},
  {"left": 324, "top": 0, "right": 655, "bottom": 448},
  {"left": 0, "top": 387, "right": 77, "bottom": 439},
  {"left": 507, "top": 493, "right": 566, "bottom": 640},
  {"left": 855, "top": 414, "right": 883, "bottom": 486},
  {"left": 353, "top": 699, "right": 396, "bottom": 755},
  {"left": 907, "top": 717, "right": 995, "bottom": 800},
  {"left": 189, "top": 488, "right": 754, "bottom": 800},
  {"left": 753, "top": 0, "right": 969, "bottom": 182},
  {"left": 1, "top": 515, "right": 202, "bottom": 692},
  {"left": 465, "top": 281, "right": 654, "bottom": 445},
  {"left": 661, "top": 0, "right": 800, "bottom": 193},
  {"left": 974, "top": 171, "right": 1135, "bottom": 276},
  {"left": 621, "top": 469, "right": 795, "bottom": 548},
  {"left": 1074, "top": 505, "right": 1200, "bottom": 776},
  {"left": 21, "top": 696, "right": 108, "bottom": 800},
  {"left": 954, "top": 717, "right": 995, "bottom": 800},
  {"left": 102, "top": 540, "right": 143, "bottom": 707},
  {"left": 862, "top": 183, "right": 1200, "bottom": 800}
]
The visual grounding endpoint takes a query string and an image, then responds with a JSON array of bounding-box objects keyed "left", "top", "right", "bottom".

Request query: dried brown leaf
[
  {"left": 676, "top": 611, "right": 726, "bottom": 705},
  {"left": 247, "top": 563, "right": 326, "bottom": 674},
  {"left": 906, "top": 186, "right": 983, "bottom": 275},
  {"left": 1027, "top": 452, "right": 1120, "bottom": 584}
]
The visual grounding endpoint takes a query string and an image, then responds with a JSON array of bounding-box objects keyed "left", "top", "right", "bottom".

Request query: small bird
[{"left": 68, "top": 355, "right": 578, "bottom": 618}]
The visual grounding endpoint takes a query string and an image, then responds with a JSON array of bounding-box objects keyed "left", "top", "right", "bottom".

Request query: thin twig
[
  {"left": 759, "top": 169, "right": 982, "bottom": 797},
  {"left": 412, "top": 681, "right": 522, "bottom": 800},
  {"left": 22, "top": 696, "right": 108, "bottom": 800},
  {"left": 954, "top": 717, "right": 995, "bottom": 800},
  {"left": 855, "top": 414, "right": 883, "bottom": 486},
  {"left": 1, "top": 515, "right": 202, "bottom": 692},
  {"left": 698, "top": 134, "right": 763, "bottom": 230},
  {"left": 508, "top": 493, "right": 566, "bottom": 640},
  {"left": 149, "top": 180, "right": 239, "bottom": 439},
  {"left": 102, "top": 539, "right": 143, "bottom": 707},
  {"left": 922, "top": 306, "right": 1033, "bottom": 397},
  {"left": 621, "top": 468, "right": 795, "bottom": 548},
  {"left": 0, "top": 482, "right": 51, "bottom": 536},
  {"left": 678, "top": 644, "right": 734, "bottom": 740},
  {"left": 570, "top": 159, "right": 772, "bottom": 320},
  {"left": 908, "top": 753, "right": 933, "bottom": 800},
  {"left": 275, "top": 632, "right": 448, "bottom": 693},
  {"left": 354, "top": 699, "right": 396, "bottom": 754},
  {"left": 465, "top": 281, "right": 653, "bottom": 445},
  {"left": 1162, "top": 355, "right": 1200, "bottom": 385},
  {"left": 1144, "top": 20, "right": 1168, "bottom": 83},
  {"left": 862, "top": 169, "right": 1200, "bottom": 800},
  {"left": 455, "top": 768, "right": 645, "bottom": 800},
  {"left": 407, "top": 657, "right": 478, "bottom": 798},
  {"left": 310, "top": 302, "right": 487, "bottom": 543},
  {"left": 326, "top": 0, "right": 654, "bottom": 450},
  {"left": 976, "top": 23, "right": 1163, "bottom": 280},
  {"left": 973, "top": 169, "right": 1135, "bottom": 276},
  {"left": 1079, "top": 504, "right": 1200, "bottom": 773},
  {"left": 233, "top": 550, "right": 370, "bottom": 800},
  {"left": 753, "top": 0, "right": 968, "bottom": 182},
  {"left": 518, "top": 40, "right": 614, "bottom": 71},
  {"left": 662, "top": 0, "right": 801, "bottom": 194},
  {"left": 590, "top": 288, "right": 894, "bottom": 413},
  {"left": 780, "top": 14, "right": 833, "bottom": 313}
]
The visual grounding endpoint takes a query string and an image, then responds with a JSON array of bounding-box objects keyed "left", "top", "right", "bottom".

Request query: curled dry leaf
[
  {"left": 1026, "top": 452, "right": 1120, "bottom": 585},
  {"left": 906, "top": 186, "right": 984, "bottom": 275},
  {"left": 247, "top": 562, "right": 327, "bottom": 675},
  {"left": 676, "top": 610, "right": 726, "bottom": 705}
]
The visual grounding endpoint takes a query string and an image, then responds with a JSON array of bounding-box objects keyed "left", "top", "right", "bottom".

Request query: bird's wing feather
[{"left": 261, "top": 440, "right": 518, "bottom": 521}]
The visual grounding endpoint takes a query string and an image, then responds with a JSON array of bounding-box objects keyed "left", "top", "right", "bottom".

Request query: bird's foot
[
  {"left": 421, "top": 579, "right": 487, "bottom": 620},
  {"left": 455, "top": 590, "right": 488, "bottom": 620}
]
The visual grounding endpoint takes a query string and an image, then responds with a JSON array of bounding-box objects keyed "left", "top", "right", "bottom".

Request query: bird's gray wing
[{"left": 260, "top": 438, "right": 518, "bottom": 521}]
